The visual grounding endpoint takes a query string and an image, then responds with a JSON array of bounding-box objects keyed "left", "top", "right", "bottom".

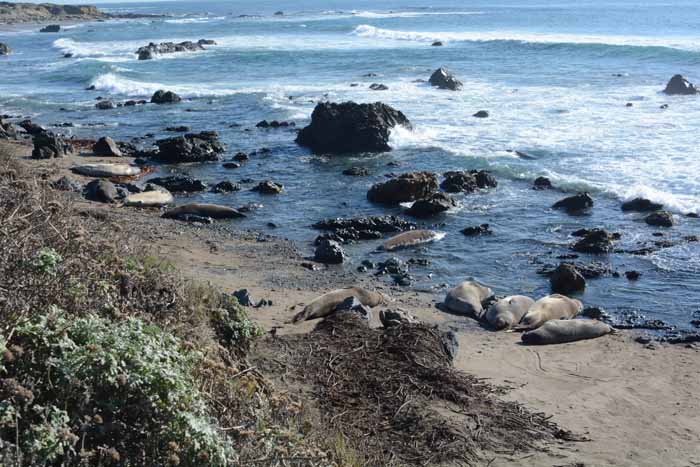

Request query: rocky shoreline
[{"left": 0, "top": 1, "right": 160, "bottom": 25}]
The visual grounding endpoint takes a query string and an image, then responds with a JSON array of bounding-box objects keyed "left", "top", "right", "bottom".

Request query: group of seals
[
  {"left": 442, "top": 281, "right": 613, "bottom": 345},
  {"left": 293, "top": 287, "right": 385, "bottom": 323}
]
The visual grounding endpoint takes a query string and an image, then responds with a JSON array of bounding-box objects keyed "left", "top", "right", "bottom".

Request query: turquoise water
[{"left": 1, "top": 0, "right": 699, "bottom": 330}]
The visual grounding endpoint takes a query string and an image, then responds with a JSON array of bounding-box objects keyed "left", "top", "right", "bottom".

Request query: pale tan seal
[
  {"left": 124, "top": 191, "right": 174, "bottom": 208},
  {"left": 485, "top": 295, "right": 535, "bottom": 330},
  {"left": 71, "top": 163, "right": 141, "bottom": 177},
  {"left": 521, "top": 319, "right": 614, "bottom": 345},
  {"left": 516, "top": 294, "right": 583, "bottom": 331},
  {"left": 293, "top": 287, "right": 385, "bottom": 323},
  {"left": 162, "top": 203, "right": 245, "bottom": 220},
  {"left": 443, "top": 281, "right": 493, "bottom": 318},
  {"left": 382, "top": 229, "right": 445, "bottom": 251}
]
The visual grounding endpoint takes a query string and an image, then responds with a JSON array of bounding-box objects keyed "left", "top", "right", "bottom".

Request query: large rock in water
[
  {"left": 645, "top": 211, "right": 674, "bottom": 227},
  {"left": 571, "top": 228, "right": 617, "bottom": 254},
  {"left": 151, "top": 90, "right": 182, "bottom": 104},
  {"left": 440, "top": 170, "right": 497, "bottom": 193},
  {"left": 93, "top": 137, "right": 122, "bottom": 157},
  {"left": 153, "top": 131, "right": 225, "bottom": 163},
  {"left": 295, "top": 101, "right": 411, "bottom": 154},
  {"left": 367, "top": 172, "right": 438, "bottom": 204},
  {"left": 40, "top": 25, "right": 61, "bottom": 33},
  {"left": 553, "top": 192, "right": 593, "bottom": 214},
  {"left": 31, "top": 132, "right": 73, "bottom": 159},
  {"left": 0, "top": 43, "right": 10, "bottom": 55},
  {"left": 147, "top": 175, "right": 207, "bottom": 193},
  {"left": 406, "top": 193, "right": 456, "bottom": 218},
  {"left": 663, "top": 75, "right": 698, "bottom": 95},
  {"left": 622, "top": 197, "right": 662, "bottom": 212},
  {"left": 429, "top": 67, "right": 463, "bottom": 91},
  {"left": 137, "top": 40, "right": 216, "bottom": 60}
]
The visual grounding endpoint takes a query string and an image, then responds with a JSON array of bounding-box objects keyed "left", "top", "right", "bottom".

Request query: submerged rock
[
  {"left": 342, "top": 167, "right": 370, "bottom": 176},
  {"left": 95, "top": 100, "right": 116, "bottom": 110},
  {"left": 553, "top": 192, "right": 593, "bottom": 214},
  {"left": 406, "top": 192, "right": 456, "bottom": 218},
  {"left": 296, "top": 101, "right": 411, "bottom": 154},
  {"left": 429, "top": 67, "right": 463, "bottom": 91},
  {"left": 252, "top": 180, "right": 283, "bottom": 194},
  {"left": 367, "top": 171, "right": 438, "bottom": 204},
  {"left": 369, "top": 83, "right": 389, "bottom": 91},
  {"left": 211, "top": 181, "right": 240, "bottom": 193},
  {"left": 533, "top": 176, "right": 553, "bottom": 190},
  {"left": 622, "top": 198, "right": 663, "bottom": 212},
  {"left": 461, "top": 224, "right": 492, "bottom": 236},
  {"left": 645, "top": 211, "right": 674, "bottom": 227},
  {"left": 440, "top": 170, "right": 497, "bottom": 193},
  {"left": 137, "top": 39, "right": 215, "bottom": 60},
  {"left": 148, "top": 175, "right": 207, "bottom": 193},
  {"left": 571, "top": 228, "right": 616, "bottom": 254},
  {"left": 153, "top": 131, "right": 225, "bottom": 163},
  {"left": 663, "top": 74, "right": 698, "bottom": 95}
]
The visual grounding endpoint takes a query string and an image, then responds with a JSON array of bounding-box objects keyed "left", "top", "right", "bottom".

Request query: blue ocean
[{"left": 1, "top": 0, "right": 699, "bottom": 330}]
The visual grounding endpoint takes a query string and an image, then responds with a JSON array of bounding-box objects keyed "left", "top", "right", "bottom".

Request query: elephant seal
[
  {"left": 124, "top": 190, "right": 174, "bottom": 208},
  {"left": 485, "top": 295, "right": 535, "bottom": 330},
  {"left": 293, "top": 287, "right": 385, "bottom": 323},
  {"left": 516, "top": 294, "right": 583, "bottom": 331},
  {"left": 521, "top": 319, "right": 614, "bottom": 345},
  {"left": 382, "top": 230, "right": 445, "bottom": 251},
  {"left": 162, "top": 203, "right": 245, "bottom": 220},
  {"left": 71, "top": 163, "right": 141, "bottom": 178},
  {"left": 443, "top": 281, "right": 493, "bottom": 319}
]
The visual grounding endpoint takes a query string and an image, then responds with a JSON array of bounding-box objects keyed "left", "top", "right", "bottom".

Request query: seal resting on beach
[
  {"left": 521, "top": 319, "right": 614, "bottom": 345},
  {"left": 443, "top": 281, "right": 493, "bottom": 318},
  {"left": 516, "top": 294, "right": 583, "bottom": 331},
  {"left": 292, "top": 287, "right": 385, "bottom": 322},
  {"left": 485, "top": 295, "right": 535, "bottom": 330},
  {"left": 162, "top": 203, "right": 245, "bottom": 220},
  {"left": 382, "top": 230, "right": 444, "bottom": 251},
  {"left": 71, "top": 163, "right": 141, "bottom": 178},
  {"left": 124, "top": 190, "right": 174, "bottom": 208}
]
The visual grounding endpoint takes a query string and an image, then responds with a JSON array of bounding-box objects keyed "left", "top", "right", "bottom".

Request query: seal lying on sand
[
  {"left": 521, "top": 319, "right": 614, "bottom": 345},
  {"left": 516, "top": 294, "right": 583, "bottom": 331},
  {"left": 71, "top": 163, "right": 141, "bottom": 178},
  {"left": 293, "top": 287, "right": 385, "bottom": 322},
  {"left": 382, "top": 229, "right": 445, "bottom": 251},
  {"left": 485, "top": 295, "right": 534, "bottom": 330},
  {"left": 124, "top": 190, "right": 173, "bottom": 208},
  {"left": 443, "top": 281, "right": 493, "bottom": 318},
  {"left": 162, "top": 203, "right": 245, "bottom": 220}
]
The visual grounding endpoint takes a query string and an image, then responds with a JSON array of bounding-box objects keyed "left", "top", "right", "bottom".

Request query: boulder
[
  {"left": 252, "top": 180, "right": 283, "bottom": 194},
  {"left": 40, "top": 25, "right": 61, "bottom": 33},
  {"left": 312, "top": 215, "right": 415, "bottom": 242},
  {"left": 429, "top": 67, "right": 463, "bottom": 91},
  {"left": 164, "top": 126, "right": 190, "bottom": 132},
  {"left": 461, "top": 224, "right": 492, "bottom": 236},
  {"left": 645, "top": 211, "right": 674, "bottom": 227},
  {"left": 440, "top": 170, "right": 497, "bottom": 193},
  {"left": 93, "top": 136, "right": 123, "bottom": 157},
  {"left": 533, "top": 176, "right": 553, "bottom": 190},
  {"left": 314, "top": 238, "right": 345, "bottom": 264},
  {"left": 211, "top": 181, "right": 240, "bottom": 193},
  {"left": 296, "top": 101, "right": 411, "bottom": 154},
  {"left": 256, "top": 120, "right": 294, "bottom": 129},
  {"left": 0, "top": 43, "right": 10, "bottom": 55},
  {"left": 431, "top": 41, "right": 443, "bottom": 47},
  {"left": 153, "top": 131, "right": 225, "bottom": 163},
  {"left": 473, "top": 110, "right": 489, "bottom": 118},
  {"left": 622, "top": 198, "right": 662, "bottom": 212},
  {"left": 342, "top": 167, "right": 370, "bottom": 176},
  {"left": 367, "top": 171, "right": 438, "bottom": 204},
  {"left": 406, "top": 192, "right": 456, "bottom": 218},
  {"left": 553, "top": 192, "right": 593, "bottom": 214},
  {"left": 84, "top": 179, "right": 119, "bottom": 203},
  {"left": 31, "top": 132, "right": 73, "bottom": 159},
  {"left": 369, "top": 83, "right": 389, "bottom": 91},
  {"left": 571, "top": 228, "right": 616, "bottom": 254},
  {"left": 663, "top": 74, "right": 698, "bottom": 95},
  {"left": 137, "top": 40, "right": 215, "bottom": 60},
  {"left": 474, "top": 170, "right": 497, "bottom": 188},
  {"left": 147, "top": 175, "right": 207, "bottom": 193},
  {"left": 151, "top": 90, "right": 182, "bottom": 104},
  {"left": 95, "top": 100, "right": 116, "bottom": 110},
  {"left": 550, "top": 263, "right": 586, "bottom": 294},
  {"left": 232, "top": 152, "right": 249, "bottom": 162}
]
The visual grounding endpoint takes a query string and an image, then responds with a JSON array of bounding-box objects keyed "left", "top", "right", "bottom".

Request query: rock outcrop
[
  {"left": 153, "top": 131, "right": 225, "bottom": 163},
  {"left": 553, "top": 193, "right": 593, "bottom": 214},
  {"left": 429, "top": 67, "right": 463, "bottom": 91},
  {"left": 663, "top": 75, "right": 698, "bottom": 95},
  {"left": 137, "top": 40, "right": 216, "bottom": 60},
  {"left": 147, "top": 176, "right": 207, "bottom": 193},
  {"left": 406, "top": 193, "right": 456, "bottom": 218},
  {"left": 151, "top": 90, "right": 181, "bottom": 104},
  {"left": 367, "top": 172, "right": 438, "bottom": 204},
  {"left": 550, "top": 263, "right": 586, "bottom": 294},
  {"left": 440, "top": 170, "right": 497, "bottom": 193}
]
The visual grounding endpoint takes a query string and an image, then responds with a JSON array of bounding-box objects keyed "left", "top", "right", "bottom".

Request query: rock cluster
[
  {"left": 137, "top": 40, "right": 216, "bottom": 60},
  {"left": 153, "top": 131, "right": 225, "bottom": 163}
]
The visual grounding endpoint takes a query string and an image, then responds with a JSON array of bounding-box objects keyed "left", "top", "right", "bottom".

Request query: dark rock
[
  {"left": 533, "top": 176, "right": 553, "bottom": 190},
  {"left": 342, "top": 167, "right": 370, "bottom": 176},
  {"left": 233, "top": 152, "right": 249, "bottom": 162},
  {"left": 164, "top": 126, "right": 190, "bottom": 132},
  {"left": 312, "top": 215, "right": 415, "bottom": 242},
  {"left": 379, "top": 309, "right": 419, "bottom": 328},
  {"left": 211, "top": 181, "right": 240, "bottom": 194},
  {"left": 223, "top": 162, "right": 240, "bottom": 169},
  {"left": 84, "top": 179, "right": 118, "bottom": 203},
  {"left": 663, "top": 74, "right": 698, "bottom": 95},
  {"left": 376, "top": 257, "right": 407, "bottom": 276},
  {"left": 572, "top": 228, "right": 616, "bottom": 254},
  {"left": 462, "top": 224, "right": 492, "bottom": 236},
  {"left": 274, "top": 11, "right": 284, "bottom": 16},
  {"left": 406, "top": 192, "right": 456, "bottom": 218},
  {"left": 314, "top": 238, "right": 345, "bottom": 264},
  {"left": 31, "top": 132, "right": 73, "bottom": 159},
  {"left": 63, "top": 53, "right": 73, "bottom": 58},
  {"left": 147, "top": 175, "right": 207, "bottom": 193},
  {"left": 440, "top": 170, "right": 496, "bottom": 193},
  {"left": 367, "top": 171, "right": 438, "bottom": 204},
  {"left": 474, "top": 170, "right": 497, "bottom": 189},
  {"left": 429, "top": 67, "right": 463, "bottom": 91},
  {"left": 151, "top": 90, "right": 182, "bottom": 104},
  {"left": 431, "top": 41, "right": 443, "bottom": 47},
  {"left": 252, "top": 180, "right": 283, "bottom": 195},
  {"left": 153, "top": 131, "right": 225, "bottom": 163},
  {"left": 392, "top": 273, "right": 413, "bottom": 286},
  {"left": 625, "top": 270, "right": 641, "bottom": 281},
  {"left": 256, "top": 120, "right": 294, "bottom": 129},
  {"left": 50, "top": 176, "right": 82, "bottom": 192},
  {"left": 0, "top": 43, "right": 10, "bottom": 55},
  {"left": 93, "top": 136, "right": 123, "bottom": 157},
  {"left": 626, "top": 103, "right": 633, "bottom": 107},
  {"left": 296, "top": 101, "right": 411, "bottom": 154},
  {"left": 369, "top": 83, "right": 388, "bottom": 91},
  {"left": 553, "top": 192, "right": 593, "bottom": 214},
  {"left": 550, "top": 263, "right": 586, "bottom": 294},
  {"left": 40, "top": 25, "right": 61, "bottom": 33},
  {"left": 95, "top": 100, "right": 116, "bottom": 110},
  {"left": 622, "top": 198, "right": 663, "bottom": 212},
  {"left": 473, "top": 110, "right": 489, "bottom": 118},
  {"left": 137, "top": 40, "right": 215, "bottom": 60},
  {"left": 645, "top": 211, "right": 674, "bottom": 227}
]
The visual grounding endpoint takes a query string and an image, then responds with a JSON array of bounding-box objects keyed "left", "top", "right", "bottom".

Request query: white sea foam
[
  {"left": 350, "top": 10, "right": 483, "bottom": 19},
  {"left": 53, "top": 37, "right": 137, "bottom": 59},
  {"left": 351, "top": 25, "right": 700, "bottom": 51},
  {"left": 164, "top": 16, "right": 226, "bottom": 24}
]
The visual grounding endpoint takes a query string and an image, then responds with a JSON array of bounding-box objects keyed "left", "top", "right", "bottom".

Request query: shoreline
[{"left": 2, "top": 134, "right": 700, "bottom": 465}]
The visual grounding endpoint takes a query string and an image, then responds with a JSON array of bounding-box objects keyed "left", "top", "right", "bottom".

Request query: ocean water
[{"left": 1, "top": 0, "right": 699, "bottom": 331}]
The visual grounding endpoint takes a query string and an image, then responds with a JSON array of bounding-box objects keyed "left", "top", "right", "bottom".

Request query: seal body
[
  {"left": 382, "top": 230, "right": 444, "bottom": 251},
  {"left": 517, "top": 294, "right": 583, "bottom": 331},
  {"left": 293, "top": 287, "right": 385, "bottom": 322},
  {"left": 522, "top": 319, "right": 613, "bottom": 345},
  {"left": 71, "top": 164, "right": 141, "bottom": 178},
  {"left": 485, "top": 295, "right": 534, "bottom": 330},
  {"left": 162, "top": 203, "right": 245, "bottom": 220},
  {"left": 124, "top": 191, "right": 173, "bottom": 208},
  {"left": 443, "top": 281, "right": 493, "bottom": 318}
]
